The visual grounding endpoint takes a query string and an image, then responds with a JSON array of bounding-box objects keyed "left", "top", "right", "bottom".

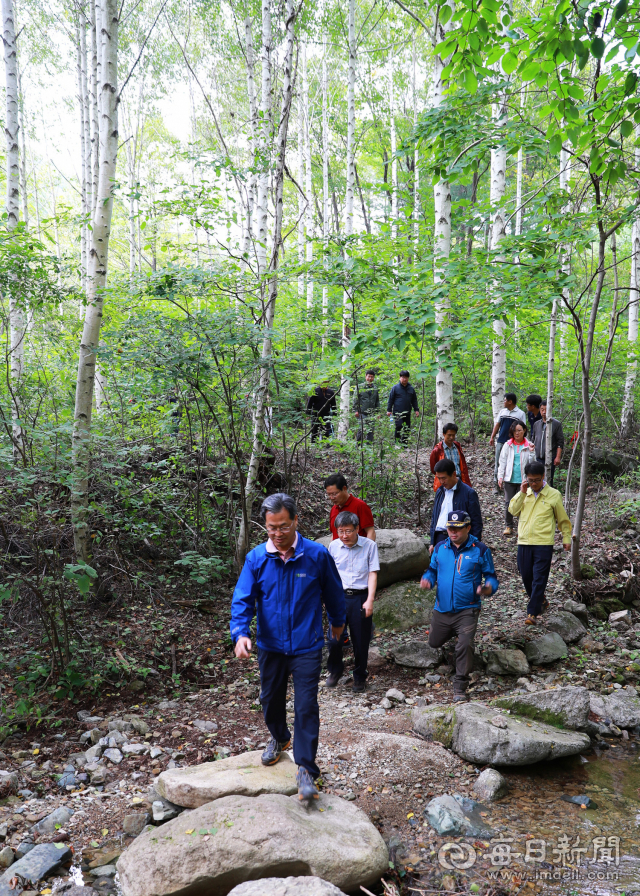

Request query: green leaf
[
  {"left": 624, "top": 72, "right": 638, "bottom": 96},
  {"left": 621, "top": 120, "right": 633, "bottom": 138},
  {"left": 502, "top": 52, "right": 518, "bottom": 74},
  {"left": 464, "top": 70, "right": 478, "bottom": 94},
  {"left": 549, "top": 133, "right": 563, "bottom": 155},
  {"left": 615, "top": 0, "right": 628, "bottom": 19},
  {"left": 590, "top": 37, "right": 605, "bottom": 59}
]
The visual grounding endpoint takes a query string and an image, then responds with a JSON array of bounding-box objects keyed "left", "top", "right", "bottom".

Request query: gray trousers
[
  {"left": 428, "top": 607, "right": 480, "bottom": 692},
  {"left": 503, "top": 481, "right": 520, "bottom": 526},
  {"left": 494, "top": 442, "right": 505, "bottom": 484}
]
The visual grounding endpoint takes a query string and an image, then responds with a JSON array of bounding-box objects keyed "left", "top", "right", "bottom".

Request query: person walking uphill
[
  {"left": 387, "top": 370, "right": 419, "bottom": 445},
  {"left": 532, "top": 400, "right": 564, "bottom": 486},
  {"left": 230, "top": 493, "right": 346, "bottom": 801},
  {"left": 420, "top": 512, "right": 498, "bottom": 701},
  {"left": 497, "top": 421, "right": 536, "bottom": 537},
  {"left": 489, "top": 393, "right": 527, "bottom": 489},
  {"left": 508, "top": 461, "right": 572, "bottom": 626},
  {"left": 354, "top": 370, "right": 380, "bottom": 443},
  {"left": 306, "top": 383, "right": 337, "bottom": 442},
  {"left": 430, "top": 422, "right": 472, "bottom": 491},
  {"left": 430, "top": 458, "right": 483, "bottom": 551}
]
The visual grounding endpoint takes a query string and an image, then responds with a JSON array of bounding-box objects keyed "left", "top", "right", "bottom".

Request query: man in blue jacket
[
  {"left": 230, "top": 492, "right": 346, "bottom": 801},
  {"left": 420, "top": 511, "right": 498, "bottom": 701},
  {"left": 430, "top": 458, "right": 483, "bottom": 551}
]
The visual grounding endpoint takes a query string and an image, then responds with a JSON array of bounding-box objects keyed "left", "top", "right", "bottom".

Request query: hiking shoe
[
  {"left": 325, "top": 672, "right": 341, "bottom": 688},
  {"left": 352, "top": 679, "right": 366, "bottom": 694},
  {"left": 541, "top": 599, "right": 550, "bottom": 614},
  {"left": 296, "top": 766, "right": 319, "bottom": 801},
  {"left": 503, "top": 527, "right": 513, "bottom": 536},
  {"left": 261, "top": 736, "right": 291, "bottom": 766},
  {"left": 453, "top": 692, "right": 469, "bottom": 703},
  {"left": 525, "top": 614, "right": 537, "bottom": 626}
]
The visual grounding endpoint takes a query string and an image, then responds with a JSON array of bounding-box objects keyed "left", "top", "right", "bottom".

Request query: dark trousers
[
  {"left": 357, "top": 415, "right": 374, "bottom": 443},
  {"left": 503, "top": 481, "right": 520, "bottom": 527},
  {"left": 310, "top": 415, "right": 333, "bottom": 441},
  {"left": 258, "top": 648, "right": 322, "bottom": 778},
  {"left": 394, "top": 413, "right": 411, "bottom": 444},
  {"left": 432, "top": 530, "right": 448, "bottom": 548},
  {"left": 517, "top": 544, "right": 554, "bottom": 617},
  {"left": 428, "top": 608, "right": 480, "bottom": 692},
  {"left": 536, "top": 457, "right": 556, "bottom": 486},
  {"left": 327, "top": 589, "right": 372, "bottom": 682}
]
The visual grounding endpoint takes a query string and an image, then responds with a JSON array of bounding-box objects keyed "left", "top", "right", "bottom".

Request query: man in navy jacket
[
  {"left": 430, "top": 458, "right": 483, "bottom": 550},
  {"left": 231, "top": 492, "right": 345, "bottom": 801},
  {"left": 386, "top": 370, "right": 420, "bottom": 444},
  {"left": 421, "top": 511, "right": 498, "bottom": 701}
]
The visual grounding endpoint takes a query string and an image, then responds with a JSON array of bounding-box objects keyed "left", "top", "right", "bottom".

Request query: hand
[
  {"left": 420, "top": 577, "right": 432, "bottom": 590},
  {"left": 355, "top": 411, "right": 360, "bottom": 418},
  {"left": 520, "top": 481, "right": 528, "bottom": 493},
  {"left": 415, "top": 410, "right": 420, "bottom": 416},
  {"left": 498, "top": 479, "right": 503, "bottom": 488},
  {"left": 331, "top": 624, "right": 345, "bottom": 641},
  {"left": 489, "top": 437, "right": 494, "bottom": 446},
  {"left": 554, "top": 456, "right": 561, "bottom": 466},
  {"left": 476, "top": 584, "right": 493, "bottom": 596},
  {"left": 363, "top": 600, "right": 374, "bottom": 617},
  {"left": 234, "top": 636, "right": 252, "bottom": 659},
  {"left": 563, "top": 543, "right": 571, "bottom": 552},
  {"left": 387, "top": 411, "right": 392, "bottom": 416},
  {"left": 429, "top": 545, "right": 434, "bottom": 555}
]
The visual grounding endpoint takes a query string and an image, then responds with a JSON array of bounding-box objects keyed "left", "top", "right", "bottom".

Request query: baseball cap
[{"left": 447, "top": 511, "right": 471, "bottom": 528}]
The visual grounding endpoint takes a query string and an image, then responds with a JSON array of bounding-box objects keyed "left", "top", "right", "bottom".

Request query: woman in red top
[{"left": 430, "top": 423, "right": 471, "bottom": 492}]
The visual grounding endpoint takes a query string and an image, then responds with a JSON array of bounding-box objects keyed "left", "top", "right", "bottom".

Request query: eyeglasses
[{"left": 266, "top": 523, "right": 295, "bottom": 535}]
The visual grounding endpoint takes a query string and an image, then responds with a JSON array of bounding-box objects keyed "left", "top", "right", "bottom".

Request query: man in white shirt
[
  {"left": 326, "top": 511, "right": 380, "bottom": 693},
  {"left": 488, "top": 392, "right": 527, "bottom": 489}
]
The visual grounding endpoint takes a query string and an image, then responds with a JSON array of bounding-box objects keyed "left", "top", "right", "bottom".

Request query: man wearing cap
[{"left": 420, "top": 511, "right": 498, "bottom": 702}]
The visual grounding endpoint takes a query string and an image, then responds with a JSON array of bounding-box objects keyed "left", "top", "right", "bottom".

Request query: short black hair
[
  {"left": 365, "top": 369, "right": 376, "bottom": 376},
  {"left": 509, "top": 420, "right": 527, "bottom": 438},
  {"left": 540, "top": 399, "right": 548, "bottom": 406},
  {"left": 526, "top": 394, "right": 542, "bottom": 408},
  {"left": 442, "top": 422, "right": 458, "bottom": 434},
  {"left": 324, "top": 473, "right": 348, "bottom": 490},
  {"left": 505, "top": 392, "right": 517, "bottom": 404},
  {"left": 524, "top": 461, "right": 545, "bottom": 477},
  {"left": 334, "top": 511, "right": 360, "bottom": 530},
  {"left": 434, "top": 458, "right": 456, "bottom": 476},
  {"left": 260, "top": 492, "right": 297, "bottom": 520},
  {"left": 399, "top": 370, "right": 410, "bottom": 377}
]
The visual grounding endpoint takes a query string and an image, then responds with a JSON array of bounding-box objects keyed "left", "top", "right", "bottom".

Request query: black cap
[{"left": 447, "top": 511, "right": 471, "bottom": 528}]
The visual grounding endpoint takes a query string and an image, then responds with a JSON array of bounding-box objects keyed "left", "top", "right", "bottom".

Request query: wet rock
[
  {"left": 373, "top": 581, "right": 434, "bottom": 632},
  {"left": 561, "top": 794, "right": 597, "bottom": 809},
  {"left": 123, "top": 814, "right": 150, "bottom": 836},
  {"left": 424, "top": 794, "right": 492, "bottom": 837},
  {"left": 589, "top": 691, "right": 640, "bottom": 728},
  {"left": 0, "top": 773, "right": 18, "bottom": 799},
  {"left": 31, "top": 806, "right": 73, "bottom": 835},
  {"left": 0, "top": 848, "right": 13, "bottom": 869},
  {"left": 473, "top": 768, "right": 507, "bottom": 802},
  {"left": 103, "top": 748, "right": 123, "bottom": 765},
  {"left": 494, "top": 686, "right": 590, "bottom": 730},
  {"left": 156, "top": 751, "right": 297, "bottom": 809},
  {"left": 59, "top": 888, "right": 98, "bottom": 896},
  {"left": 485, "top": 648, "right": 530, "bottom": 676},
  {"left": 117, "top": 793, "right": 389, "bottom": 896},
  {"left": 545, "top": 612, "right": 587, "bottom": 644},
  {"left": 0, "top": 842, "right": 72, "bottom": 887},
  {"left": 385, "top": 688, "right": 405, "bottom": 703},
  {"left": 563, "top": 599, "right": 589, "bottom": 625},
  {"left": 391, "top": 641, "right": 442, "bottom": 669},
  {"left": 525, "top": 632, "right": 568, "bottom": 665},
  {"left": 228, "top": 878, "right": 347, "bottom": 896},
  {"left": 91, "top": 865, "right": 117, "bottom": 878}
]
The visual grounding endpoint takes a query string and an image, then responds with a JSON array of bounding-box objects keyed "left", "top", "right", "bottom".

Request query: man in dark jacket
[
  {"left": 354, "top": 370, "right": 380, "bottom": 443},
  {"left": 430, "top": 458, "right": 483, "bottom": 550},
  {"left": 532, "top": 400, "right": 564, "bottom": 486},
  {"left": 306, "top": 384, "right": 337, "bottom": 442},
  {"left": 231, "top": 492, "right": 345, "bottom": 801},
  {"left": 386, "top": 370, "right": 419, "bottom": 445},
  {"left": 421, "top": 511, "right": 498, "bottom": 700}
]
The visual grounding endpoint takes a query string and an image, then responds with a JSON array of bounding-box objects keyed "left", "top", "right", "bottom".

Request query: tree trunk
[
  {"left": 322, "top": 35, "right": 329, "bottom": 351},
  {"left": 338, "top": 0, "right": 356, "bottom": 439},
  {"left": 71, "top": 0, "right": 119, "bottom": 562},
  {"left": 558, "top": 147, "right": 570, "bottom": 356},
  {"left": 244, "top": 16, "right": 257, "bottom": 270},
  {"left": 545, "top": 298, "right": 557, "bottom": 480},
  {"left": 297, "top": 85, "right": 305, "bottom": 306},
  {"left": 303, "top": 46, "right": 313, "bottom": 317},
  {"left": 412, "top": 36, "right": 419, "bottom": 254},
  {"left": 433, "top": 2, "right": 455, "bottom": 434},
  {"left": 489, "top": 80, "right": 508, "bottom": 420},
  {"left": 389, "top": 56, "right": 397, "bottom": 249},
  {"left": 236, "top": 0, "right": 297, "bottom": 567},
  {"left": 621, "top": 133, "right": 640, "bottom": 437},
  {"left": 255, "top": 0, "right": 272, "bottom": 277}
]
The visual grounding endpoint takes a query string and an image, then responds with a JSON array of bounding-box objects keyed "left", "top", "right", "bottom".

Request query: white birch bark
[
  {"left": 321, "top": 35, "right": 329, "bottom": 351},
  {"left": 243, "top": 16, "right": 257, "bottom": 267},
  {"left": 514, "top": 98, "right": 523, "bottom": 340},
  {"left": 17, "top": 67, "right": 27, "bottom": 228},
  {"left": 237, "top": 0, "right": 296, "bottom": 566},
  {"left": 433, "top": 2, "right": 455, "bottom": 433},
  {"left": 621, "top": 131, "right": 640, "bottom": 436},
  {"left": 389, "top": 57, "right": 398, "bottom": 248},
  {"left": 72, "top": 0, "right": 119, "bottom": 561},
  {"left": 303, "top": 46, "right": 313, "bottom": 316},
  {"left": 489, "top": 82, "right": 508, "bottom": 420},
  {"left": 3, "top": 0, "right": 24, "bottom": 460},
  {"left": 90, "top": 0, "right": 100, "bottom": 218},
  {"left": 75, "top": 11, "right": 88, "bottom": 286},
  {"left": 338, "top": 0, "right": 356, "bottom": 439},
  {"left": 412, "top": 36, "right": 419, "bottom": 254},
  {"left": 545, "top": 297, "right": 557, "bottom": 479},
  {"left": 297, "top": 88, "right": 305, "bottom": 306},
  {"left": 559, "top": 146, "right": 570, "bottom": 355},
  {"left": 255, "top": 0, "right": 271, "bottom": 276}
]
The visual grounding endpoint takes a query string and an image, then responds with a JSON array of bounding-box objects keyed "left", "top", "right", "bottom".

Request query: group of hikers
[
  {"left": 229, "top": 389, "right": 572, "bottom": 802},
  {"left": 306, "top": 369, "right": 419, "bottom": 445}
]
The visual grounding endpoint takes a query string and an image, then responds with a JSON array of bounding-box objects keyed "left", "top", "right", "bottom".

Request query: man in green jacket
[
  {"left": 508, "top": 461, "right": 572, "bottom": 626},
  {"left": 354, "top": 370, "right": 380, "bottom": 443}
]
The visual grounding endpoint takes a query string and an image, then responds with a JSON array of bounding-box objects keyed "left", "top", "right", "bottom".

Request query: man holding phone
[{"left": 326, "top": 511, "right": 380, "bottom": 693}]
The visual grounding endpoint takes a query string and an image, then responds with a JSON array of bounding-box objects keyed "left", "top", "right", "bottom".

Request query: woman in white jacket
[{"left": 498, "top": 422, "right": 536, "bottom": 536}]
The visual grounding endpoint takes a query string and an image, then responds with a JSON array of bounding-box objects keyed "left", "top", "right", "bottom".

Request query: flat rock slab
[
  {"left": 391, "top": 641, "right": 442, "bottom": 669},
  {"left": 412, "top": 702, "right": 590, "bottom": 766},
  {"left": 228, "top": 878, "right": 346, "bottom": 896},
  {"left": 117, "top": 792, "right": 388, "bottom": 896},
  {"left": 0, "top": 843, "right": 72, "bottom": 891},
  {"left": 157, "top": 751, "right": 298, "bottom": 808},
  {"left": 590, "top": 691, "right": 640, "bottom": 728},
  {"left": 494, "top": 686, "right": 590, "bottom": 730}
]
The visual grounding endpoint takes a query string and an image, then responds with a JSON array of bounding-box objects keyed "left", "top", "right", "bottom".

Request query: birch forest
[{"left": 2, "top": 0, "right": 640, "bottom": 727}]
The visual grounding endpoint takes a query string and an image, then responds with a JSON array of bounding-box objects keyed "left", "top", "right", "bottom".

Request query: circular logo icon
[{"left": 438, "top": 842, "right": 477, "bottom": 870}]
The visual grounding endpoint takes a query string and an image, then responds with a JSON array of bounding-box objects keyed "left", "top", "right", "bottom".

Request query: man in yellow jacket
[{"left": 508, "top": 460, "right": 572, "bottom": 626}]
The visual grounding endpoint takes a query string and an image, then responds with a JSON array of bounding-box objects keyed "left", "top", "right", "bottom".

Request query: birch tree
[
  {"left": 389, "top": 56, "right": 398, "bottom": 249},
  {"left": 303, "top": 46, "right": 313, "bottom": 317},
  {"left": 489, "top": 75, "right": 508, "bottom": 420},
  {"left": 71, "top": 0, "right": 120, "bottom": 562},
  {"left": 621, "top": 131, "right": 640, "bottom": 437},
  {"left": 255, "top": 0, "right": 272, "bottom": 277},
  {"left": 321, "top": 34, "right": 329, "bottom": 350}
]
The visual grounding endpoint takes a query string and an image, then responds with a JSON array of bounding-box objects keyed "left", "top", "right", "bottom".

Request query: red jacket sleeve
[
  {"left": 429, "top": 445, "right": 441, "bottom": 474},
  {"left": 457, "top": 442, "right": 472, "bottom": 486}
]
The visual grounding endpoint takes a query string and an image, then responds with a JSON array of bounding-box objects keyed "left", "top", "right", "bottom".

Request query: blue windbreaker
[
  {"left": 422, "top": 535, "right": 498, "bottom": 613},
  {"left": 230, "top": 536, "right": 346, "bottom": 655}
]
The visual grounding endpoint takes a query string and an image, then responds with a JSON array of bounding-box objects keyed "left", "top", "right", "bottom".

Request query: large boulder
[
  {"left": 485, "top": 649, "right": 530, "bottom": 676},
  {"left": 117, "top": 793, "right": 388, "bottom": 896},
  {"left": 156, "top": 752, "right": 298, "bottom": 808},
  {"left": 391, "top": 641, "right": 442, "bottom": 669},
  {"left": 525, "top": 633, "right": 568, "bottom": 665},
  {"left": 373, "top": 582, "right": 434, "bottom": 632},
  {"left": 590, "top": 448, "right": 637, "bottom": 478},
  {"left": 228, "top": 879, "right": 346, "bottom": 896},
  {"left": 494, "top": 686, "right": 590, "bottom": 730},
  {"left": 411, "top": 703, "right": 590, "bottom": 766},
  {"left": 319, "top": 530, "right": 429, "bottom": 590},
  {"left": 590, "top": 691, "right": 640, "bottom": 729},
  {"left": 544, "top": 612, "right": 587, "bottom": 644}
]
